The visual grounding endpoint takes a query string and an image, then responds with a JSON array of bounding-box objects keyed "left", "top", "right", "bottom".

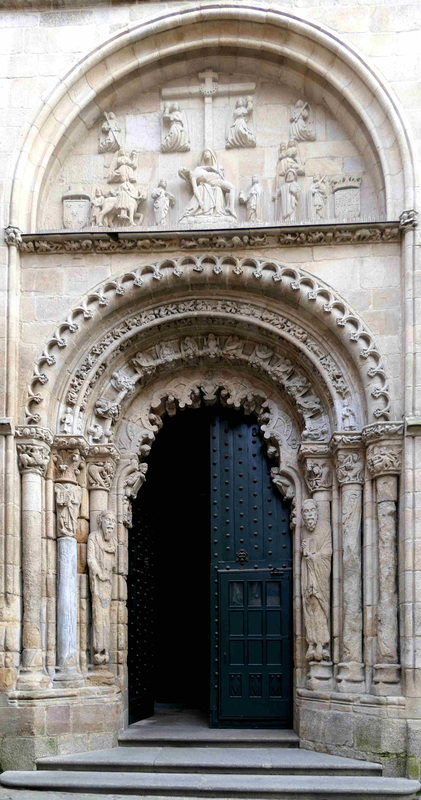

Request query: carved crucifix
[{"left": 161, "top": 69, "right": 256, "bottom": 150}]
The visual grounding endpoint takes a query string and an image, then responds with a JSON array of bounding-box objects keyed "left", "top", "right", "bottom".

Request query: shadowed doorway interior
[{"left": 128, "top": 408, "right": 211, "bottom": 724}]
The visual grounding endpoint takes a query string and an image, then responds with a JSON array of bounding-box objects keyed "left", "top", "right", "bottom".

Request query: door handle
[{"left": 223, "top": 652, "right": 227, "bottom": 663}]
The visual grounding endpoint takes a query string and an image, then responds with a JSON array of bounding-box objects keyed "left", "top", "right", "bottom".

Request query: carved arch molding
[{"left": 25, "top": 255, "right": 391, "bottom": 436}]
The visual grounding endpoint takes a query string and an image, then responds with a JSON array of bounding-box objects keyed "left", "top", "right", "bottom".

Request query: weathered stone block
[
  {"left": 46, "top": 704, "right": 71, "bottom": 735},
  {"left": 324, "top": 711, "right": 354, "bottom": 747}
]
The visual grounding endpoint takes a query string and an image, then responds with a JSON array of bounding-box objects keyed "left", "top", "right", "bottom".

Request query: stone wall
[{"left": 0, "top": 0, "right": 420, "bottom": 776}]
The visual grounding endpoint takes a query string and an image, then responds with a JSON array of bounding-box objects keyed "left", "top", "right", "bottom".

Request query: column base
[
  {"left": 85, "top": 665, "right": 114, "bottom": 686},
  {"left": 306, "top": 660, "right": 333, "bottom": 692},
  {"left": 53, "top": 668, "right": 84, "bottom": 689},
  {"left": 336, "top": 661, "right": 365, "bottom": 693},
  {"left": 16, "top": 667, "right": 51, "bottom": 691},
  {"left": 372, "top": 663, "right": 401, "bottom": 696}
]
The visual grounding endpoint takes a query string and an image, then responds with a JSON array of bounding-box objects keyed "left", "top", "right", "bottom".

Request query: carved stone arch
[
  {"left": 7, "top": 1, "right": 417, "bottom": 230},
  {"left": 25, "top": 257, "right": 391, "bottom": 430},
  {"left": 107, "top": 366, "right": 304, "bottom": 532}
]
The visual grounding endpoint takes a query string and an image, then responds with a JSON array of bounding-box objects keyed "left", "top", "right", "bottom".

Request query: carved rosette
[
  {"left": 87, "top": 444, "right": 120, "bottom": 491},
  {"left": 16, "top": 425, "right": 53, "bottom": 475}
]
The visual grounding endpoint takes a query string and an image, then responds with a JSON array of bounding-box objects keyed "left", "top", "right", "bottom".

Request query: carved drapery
[
  {"left": 86, "top": 444, "right": 120, "bottom": 683},
  {"left": 333, "top": 434, "right": 365, "bottom": 693},
  {"left": 16, "top": 426, "right": 53, "bottom": 688},
  {"left": 365, "top": 429, "right": 403, "bottom": 695},
  {"left": 300, "top": 444, "right": 333, "bottom": 691},
  {"left": 52, "top": 436, "right": 88, "bottom": 685},
  {"left": 87, "top": 510, "right": 117, "bottom": 671}
]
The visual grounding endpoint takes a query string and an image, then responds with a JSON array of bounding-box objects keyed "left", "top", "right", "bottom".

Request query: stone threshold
[{"left": 18, "top": 220, "right": 401, "bottom": 256}]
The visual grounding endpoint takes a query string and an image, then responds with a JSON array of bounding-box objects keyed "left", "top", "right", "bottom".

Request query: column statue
[
  {"left": 87, "top": 510, "right": 117, "bottom": 667},
  {"left": 301, "top": 498, "right": 332, "bottom": 662}
]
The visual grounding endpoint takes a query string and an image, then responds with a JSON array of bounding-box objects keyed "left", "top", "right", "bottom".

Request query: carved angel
[
  {"left": 226, "top": 97, "right": 256, "bottom": 149},
  {"left": 162, "top": 102, "right": 190, "bottom": 153}
]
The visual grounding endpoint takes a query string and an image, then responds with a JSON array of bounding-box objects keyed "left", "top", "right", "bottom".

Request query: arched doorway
[{"left": 128, "top": 404, "right": 292, "bottom": 728}]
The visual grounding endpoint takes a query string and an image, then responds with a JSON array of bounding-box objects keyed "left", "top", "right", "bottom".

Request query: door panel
[
  {"left": 219, "top": 569, "right": 291, "bottom": 722},
  {"left": 209, "top": 408, "right": 292, "bottom": 727}
]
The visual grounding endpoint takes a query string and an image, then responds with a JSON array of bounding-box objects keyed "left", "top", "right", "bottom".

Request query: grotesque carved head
[
  {"left": 302, "top": 499, "right": 318, "bottom": 532},
  {"left": 97, "top": 510, "right": 117, "bottom": 541}
]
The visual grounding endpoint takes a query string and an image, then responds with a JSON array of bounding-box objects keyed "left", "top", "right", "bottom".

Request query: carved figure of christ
[{"left": 161, "top": 69, "right": 256, "bottom": 150}]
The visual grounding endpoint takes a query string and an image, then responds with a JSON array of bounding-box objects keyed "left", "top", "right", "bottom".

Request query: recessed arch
[
  {"left": 24, "top": 256, "right": 391, "bottom": 432},
  {"left": 7, "top": 1, "right": 418, "bottom": 231}
]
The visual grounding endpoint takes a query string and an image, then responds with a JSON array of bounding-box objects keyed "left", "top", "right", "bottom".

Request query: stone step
[
  {"left": 1, "top": 770, "right": 419, "bottom": 799},
  {"left": 118, "top": 726, "right": 300, "bottom": 748},
  {"left": 36, "top": 746, "right": 383, "bottom": 776}
]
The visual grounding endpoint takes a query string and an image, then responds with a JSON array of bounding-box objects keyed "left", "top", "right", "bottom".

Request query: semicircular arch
[
  {"left": 24, "top": 256, "right": 391, "bottom": 433},
  {"left": 8, "top": 1, "right": 417, "bottom": 230}
]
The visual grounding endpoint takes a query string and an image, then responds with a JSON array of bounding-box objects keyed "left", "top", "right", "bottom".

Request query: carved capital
[
  {"left": 4, "top": 225, "right": 22, "bottom": 247},
  {"left": 303, "top": 459, "right": 332, "bottom": 493},
  {"left": 366, "top": 443, "right": 402, "bottom": 478},
  {"left": 399, "top": 209, "right": 418, "bottom": 231},
  {"left": 52, "top": 435, "right": 89, "bottom": 484},
  {"left": 362, "top": 421, "right": 404, "bottom": 444},
  {"left": 17, "top": 443, "right": 51, "bottom": 475},
  {"left": 16, "top": 426, "right": 53, "bottom": 475},
  {"left": 54, "top": 482, "right": 82, "bottom": 537},
  {"left": 335, "top": 450, "right": 364, "bottom": 485},
  {"left": 87, "top": 444, "right": 120, "bottom": 491}
]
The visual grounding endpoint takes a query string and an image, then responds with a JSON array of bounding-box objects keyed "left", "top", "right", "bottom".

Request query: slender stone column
[
  {"left": 366, "top": 431, "right": 402, "bottom": 695},
  {"left": 52, "top": 436, "right": 89, "bottom": 686},
  {"left": 16, "top": 425, "right": 53, "bottom": 688},
  {"left": 300, "top": 444, "right": 333, "bottom": 692},
  {"left": 86, "top": 444, "right": 119, "bottom": 685},
  {"left": 333, "top": 434, "right": 365, "bottom": 693}
]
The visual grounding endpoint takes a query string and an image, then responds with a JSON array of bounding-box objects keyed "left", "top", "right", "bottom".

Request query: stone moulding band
[
  {"left": 17, "top": 221, "right": 400, "bottom": 255},
  {"left": 24, "top": 255, "right": 391, "bottom": 426}
]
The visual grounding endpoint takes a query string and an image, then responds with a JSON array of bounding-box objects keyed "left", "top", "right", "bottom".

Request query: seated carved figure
[{"left": 179, "top": 149, "right": 237, "bottom": 221}]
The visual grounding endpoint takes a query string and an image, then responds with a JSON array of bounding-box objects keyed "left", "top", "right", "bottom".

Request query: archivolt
[
  {"left": 25, "top": 256, "right": 391, "bottom": 429},
  {"left": 112, "top": 367, "right": 302, "bottom": 527}
]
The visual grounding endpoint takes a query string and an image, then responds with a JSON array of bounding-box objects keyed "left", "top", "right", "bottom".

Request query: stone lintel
[{"left": 18, "top": 220, "right": 401, "bottom": 257}]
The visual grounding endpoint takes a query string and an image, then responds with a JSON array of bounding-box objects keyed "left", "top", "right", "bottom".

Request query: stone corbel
[
  {"left": 332, "top": 433, "right": 365, "bottom": 694},
  {"left": 299, "top": 443, "right": 334, "bottom": 691},
  {"left": 16, "top": 425, "right": 53, "bottom": 689},
  {"left": 52, "top": 436, "right": 89, "bottom": 687},
  {"left": 363, "top": 423, "right": 403, "bottom": 695}
]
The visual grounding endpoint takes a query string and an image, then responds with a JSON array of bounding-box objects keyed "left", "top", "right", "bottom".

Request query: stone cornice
[{"left": 17, "top": 221, "right": 400, "bottom": 256}]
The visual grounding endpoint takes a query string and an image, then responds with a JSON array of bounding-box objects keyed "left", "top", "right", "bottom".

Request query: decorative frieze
[{"left": 18, "top": 222, "right": 400, "bottom": 256}]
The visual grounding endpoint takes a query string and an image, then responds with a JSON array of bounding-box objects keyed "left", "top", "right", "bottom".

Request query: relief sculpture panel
[{"left": 43, "top": 70, "right": 380, "bottom": 232}]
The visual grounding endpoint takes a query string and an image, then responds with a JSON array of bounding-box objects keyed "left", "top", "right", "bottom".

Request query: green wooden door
[{"left": 209, "top": 409, "right": 292, "bottom": 727}]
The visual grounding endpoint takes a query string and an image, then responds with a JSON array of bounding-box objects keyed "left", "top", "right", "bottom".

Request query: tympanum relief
[{"left": 49, "top": 70, "right": 379, "bottom": 232}]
